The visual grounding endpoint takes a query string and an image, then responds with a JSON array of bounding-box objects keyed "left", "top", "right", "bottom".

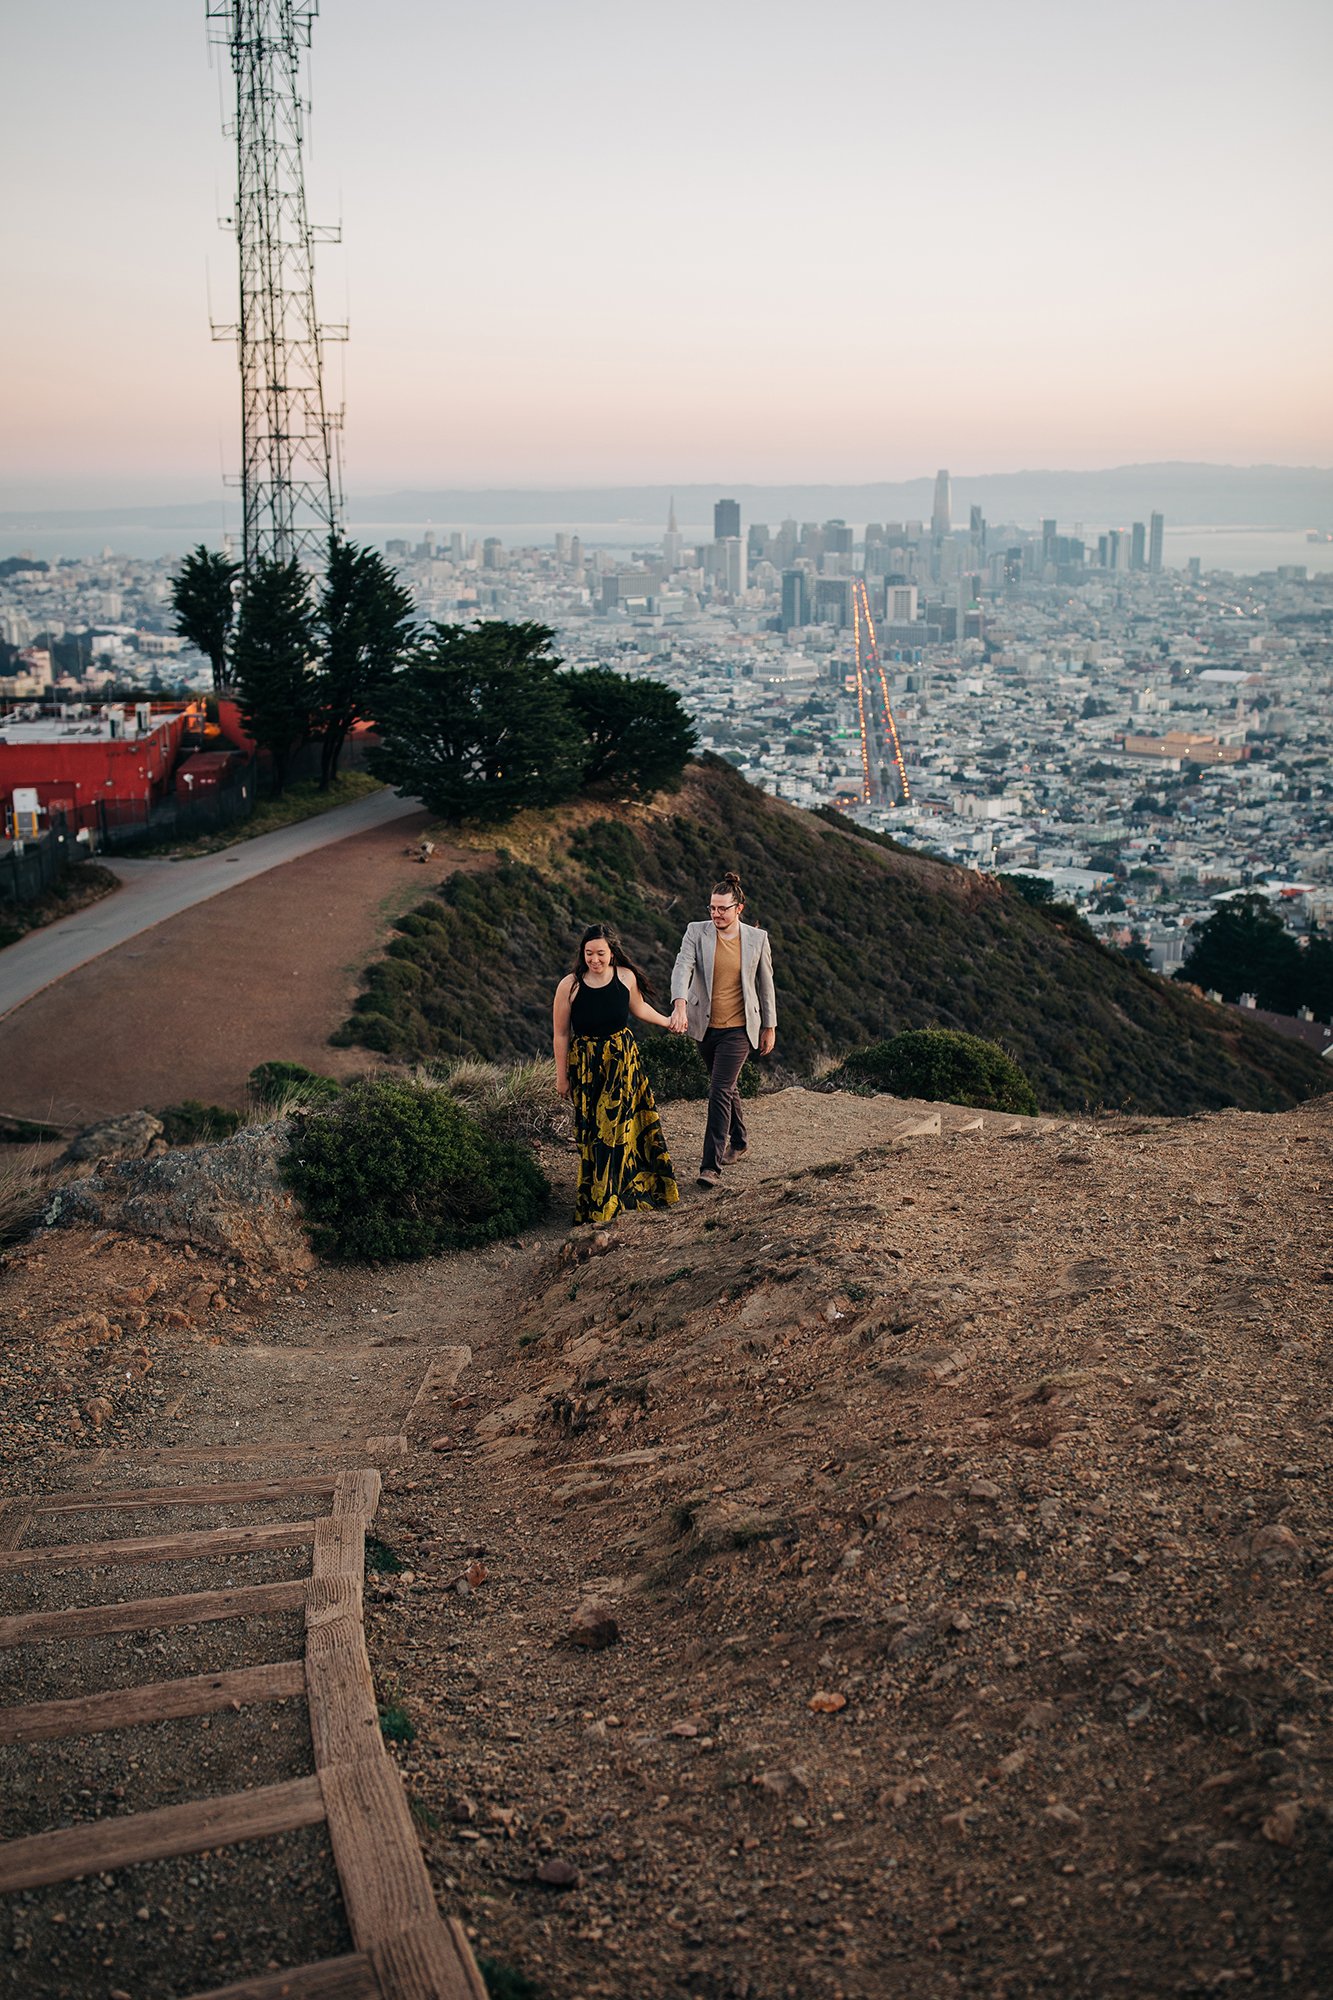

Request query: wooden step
[
  {"left": 0, "top": 1517, "right": 317, "bottom": 1576},
  {"left": 0, "top": 1657, "right": 306, "bottom": 1745},
  {"left": 0, "top": 1774, "right": 326, "bottom": 1892},
  {"left": 0, "top": 1577, "right": 307, "bottom": 1650},
  {"left": 29, "top": 1474, "right": 340, "bottom": 1517},
  {"left": 183, "top": 1956, "right": 377, "bottom": 2000}
]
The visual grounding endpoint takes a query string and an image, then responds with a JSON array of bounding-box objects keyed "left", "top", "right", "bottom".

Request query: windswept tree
[
  {"left": 170, "top": 544, "right": 240, "bottom": 692},
  {"left": 314, "top": 538, "right": 416, "bottom": 789},
  {"left": 561, "top": 666, "right": 697, "bottom": 798},
  {"left": 232, "top": 556, "right": 317, "bottom": 797},
  {"left": 369, "top": 621, "right": 584, "bottom": 824}
]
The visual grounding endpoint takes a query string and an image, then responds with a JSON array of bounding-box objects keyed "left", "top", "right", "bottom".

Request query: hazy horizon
[{"left": 5, "top": 1, "right": 1330, "bottom": 499}]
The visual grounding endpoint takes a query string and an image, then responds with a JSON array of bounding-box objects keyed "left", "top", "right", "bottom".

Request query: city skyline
[{"left": 4, "top": 0, "right": 1331, "bottom": 507}]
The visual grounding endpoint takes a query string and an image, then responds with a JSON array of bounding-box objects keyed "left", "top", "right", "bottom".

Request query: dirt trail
[
  {"left": 2, "top": 1087, "right": 1331, "bottom": 1999},
  {"left": 0, "top": 808, "right": 470, "bottom": 1129}
]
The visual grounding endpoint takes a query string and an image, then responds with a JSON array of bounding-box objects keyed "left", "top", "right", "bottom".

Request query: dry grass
[
  {"left": 0, "top": 1147, "right": 53, "bottom": 1247},
  {"left": 423, "top": 1056, "right": 570, "bottom": 1144}
]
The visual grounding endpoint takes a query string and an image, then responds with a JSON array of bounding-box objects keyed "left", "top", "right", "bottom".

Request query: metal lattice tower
[{"left": 207, "top": 2, "right": 345, "bottom": 571}]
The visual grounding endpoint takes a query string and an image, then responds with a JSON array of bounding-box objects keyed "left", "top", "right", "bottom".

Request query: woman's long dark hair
[{"left": 570, "top": 923, "right": 656, "bottom": 999}]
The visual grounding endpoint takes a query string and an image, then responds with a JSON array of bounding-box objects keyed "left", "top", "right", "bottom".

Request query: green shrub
[
  {"left": 637, "top": 1033, "right": 760, "bottom": 1102},
  {"left": 248, "top": 1060, "right": 344, "bottom": 1109},
  {"left": 159, "top": 1100, "right": 244, "bottom": 1146},
  {"left": 283, "top": 1076, "right": 548, "bottom": 1262},
  {"left": 835, "top": 1028, "right": 1039, "bottom": 1115}
]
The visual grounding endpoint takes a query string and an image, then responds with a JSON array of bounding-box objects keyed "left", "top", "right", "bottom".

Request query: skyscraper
[
  {"left": 781, "top": 568, "right": 809, "bottom": 631},
  {"left": 714, "top": 497, "right": 741, "bottom": 541},
  {"left": 663, "top": 498, "right": 682, "bottom": 573},
  {"left": 1131, "top": 521, "right": 1147, "bottom": 571},
  {"left": 1149, "top": 512, "right": 1165, "bottom": 573},
  {"left": 932, "top": 470, "right": 951, "bottom": 539}
]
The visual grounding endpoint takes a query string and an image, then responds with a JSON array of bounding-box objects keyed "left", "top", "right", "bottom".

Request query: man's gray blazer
[{"left": 671, "top": 920, "right": 777, "bottom": 1046}]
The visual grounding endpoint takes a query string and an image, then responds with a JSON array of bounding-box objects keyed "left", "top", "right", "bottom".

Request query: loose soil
[
  {"left": 0, "top": 809, "right": 466, "bottom": 1130},
  {"left": 2, "top": 1087, "right": 1330, "bottom": 1998}
]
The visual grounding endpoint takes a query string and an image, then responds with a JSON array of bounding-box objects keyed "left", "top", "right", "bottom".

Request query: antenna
[{"left": 206, "top": 2, "right": 345, "bottom": 572}]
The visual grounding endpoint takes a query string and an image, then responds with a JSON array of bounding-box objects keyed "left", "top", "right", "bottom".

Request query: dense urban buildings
[{"left": 2, "top": 501, "right": 1330, "bottom": 981}]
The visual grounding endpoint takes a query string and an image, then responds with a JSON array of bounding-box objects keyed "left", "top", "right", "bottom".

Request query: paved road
[{"left": 0, "top": 788, "right": 425, "bottom": 1021}]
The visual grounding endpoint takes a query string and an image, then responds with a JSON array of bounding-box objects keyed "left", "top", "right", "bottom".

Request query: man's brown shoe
[{"left": 696, "top": 1168, "right": 721, "bottom": 1188}]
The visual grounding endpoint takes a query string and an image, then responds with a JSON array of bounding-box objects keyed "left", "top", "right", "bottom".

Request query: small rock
[
  {"left": 84, "top": 1397, "right": 115, "bottom": 1430},
  {"left": 536, "top": 1857, "right": 582, "bottom": 1889},
  {"left": 568, "top": 1598, "right": 620, "bottom": 1650},
  {"left": 808, "top": 1690, "right": 847, "bottom": 1713},
  {"left": 967, "top": 1479, "right": 1001, "bottom": 1501},
  {"left": 1018, "top": 1702, "right": 1059, "bottom": 1734},
  {"left": 668, "top": 1720, "right": 700, "bottom": 1738},
  {"left": 1044, "top": 1803, "right": 1082, "bottom": 1828},
  {"left": 429, "top": 1435, "right": 453, "bottom": 1453},
  {"left": 1249, "top": 1523, "right": 1301, "bottom": 1563},
  {"left": 1261, "top": 1801, "right": 1301, "bottom": 1847},
  {"left": 466, "top": 1561, "right": 487, "bottom": 1588}
]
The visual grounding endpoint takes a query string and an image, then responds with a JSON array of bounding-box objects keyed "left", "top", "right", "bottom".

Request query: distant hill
[
  {"left": 334, "top": 759, "right": 1328, "bottom": 1116},
  {"left": 357, "top": 464, "right": 1333, "bottom": 532},
  {"left": 3, "top": 462, "right": 1330, "bottom": 536}
]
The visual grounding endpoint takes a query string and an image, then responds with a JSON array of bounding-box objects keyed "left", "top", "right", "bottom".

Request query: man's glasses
[{"left": 709, "top": 903, "right": 737, "bottom": 915}]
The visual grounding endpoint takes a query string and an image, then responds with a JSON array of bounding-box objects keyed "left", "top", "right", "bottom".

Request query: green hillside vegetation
[{"left": 331, "top": 757, "right": 1329, "bottom": 1116}]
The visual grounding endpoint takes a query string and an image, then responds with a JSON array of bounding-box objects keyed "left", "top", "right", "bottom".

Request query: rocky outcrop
[
  {"left": 58, "top": 1109, "right": 165, "bottom": 1176},
  {"left": 45, "top": 1122, "right": 314, "bottom": 1272}
]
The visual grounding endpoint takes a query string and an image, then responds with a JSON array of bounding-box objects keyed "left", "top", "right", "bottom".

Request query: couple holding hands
[{"left": 552, "top": 871, "right": 777, "bottom": 1226}]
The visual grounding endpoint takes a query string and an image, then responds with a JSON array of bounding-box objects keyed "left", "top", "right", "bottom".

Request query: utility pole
[{"left": 207, "top": 2, "right": 345, "bottom": 573}]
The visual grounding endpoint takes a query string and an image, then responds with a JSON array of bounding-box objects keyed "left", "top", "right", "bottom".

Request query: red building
[{"left": 0, "top": 702, "right": 199, "bottom": 838}]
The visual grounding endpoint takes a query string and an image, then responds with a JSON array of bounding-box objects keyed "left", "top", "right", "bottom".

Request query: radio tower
[{"left": 207, "top": 2, "right": 344, "bottom": 571}]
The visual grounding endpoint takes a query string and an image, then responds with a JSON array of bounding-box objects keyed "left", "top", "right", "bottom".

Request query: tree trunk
[{"left": 319, "top": 725, "right": 347, "bottom": 791}]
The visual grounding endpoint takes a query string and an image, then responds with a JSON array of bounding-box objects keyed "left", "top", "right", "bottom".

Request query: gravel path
[
  {"left": 0, "top": 807, "right": 490, "bottom": 1129},
  {"left": 0, "top": 789, "right": 426, "bottom": 1023},
  {"left": 2, "top": 1088, "right": 1329, "bottom": 1997}
]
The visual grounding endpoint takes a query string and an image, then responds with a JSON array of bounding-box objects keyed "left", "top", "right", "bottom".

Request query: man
[{"left": 670, "top": 870, "right": 777, "bottom": 1187}]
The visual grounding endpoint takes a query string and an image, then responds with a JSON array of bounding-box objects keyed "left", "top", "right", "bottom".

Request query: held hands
[
  {"left": 759, "top": 1027, "right": 776, "bottom": 1057},
  {"left": 669, "top": 999, "right": 689, "bottom": 1035}
]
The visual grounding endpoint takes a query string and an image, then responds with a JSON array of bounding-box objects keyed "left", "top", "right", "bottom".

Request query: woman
[{"left": 553, "top": 924, "right": 680, "bottom": 1226}]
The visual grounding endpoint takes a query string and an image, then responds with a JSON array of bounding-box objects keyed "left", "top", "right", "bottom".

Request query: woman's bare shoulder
[
  {"left": 554, "top": 972, "right": 577, "bottom": 999},
  {"left": 616, "top": 966, "right": 638, "bottom": 990}
]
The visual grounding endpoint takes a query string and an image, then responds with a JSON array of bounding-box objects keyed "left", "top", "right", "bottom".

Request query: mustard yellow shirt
[{"left": 709, "top": 931, "right": 746, "bottom": 1029}]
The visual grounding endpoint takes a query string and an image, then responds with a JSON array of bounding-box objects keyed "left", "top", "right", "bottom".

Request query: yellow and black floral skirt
[{"left": 571, "top": 1029, "right": 679, "bottom": 1226}]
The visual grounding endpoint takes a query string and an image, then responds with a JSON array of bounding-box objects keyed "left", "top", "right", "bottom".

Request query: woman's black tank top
[{"left": 570, "top": 972, "right": 630, "bottom": 1038}]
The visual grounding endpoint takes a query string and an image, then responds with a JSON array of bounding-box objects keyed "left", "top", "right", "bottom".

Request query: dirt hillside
[{"left": 1, "top": 1087, "right": 1330, "bottom": 1999}]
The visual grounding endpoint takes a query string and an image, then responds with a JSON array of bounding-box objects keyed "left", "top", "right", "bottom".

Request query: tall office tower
[
  {"left": 1042, "top": 519, "right": 1057, "bottom": 565},
  {"left": 772, "top": 519, "right": 798, "bottom": 568},
  {"left": 1149, "top": 512, "right": 1165, "bottom": 573},
  {"left": 823, "top": 520, "right": 854, "bottom": 557},
  {"left": 554, "top": 532, "right": 571, "bottom": 562},
  {"left": 932, "top": 469, "right": 951, "bottom": 538},
  {"left": 747, "top": 523, "right": 771, "bottom": 565},
  {"left": 713, "top": 537, "right": 746, "bottom": 597},
  {"left": 714, "top": 497, "right": 741, "bottom": 541},
  {"left": 662, "top": 498, "right": 682, "bottom": 573},
  {"left": 1131, "top": 521, "right": 1147, "bottom": 571},
  {"left": 781, "top": 568, "right": 809, "bottom": 631},
  {"left": 570, "top": 534, "right": 582, "bottom": 572}
]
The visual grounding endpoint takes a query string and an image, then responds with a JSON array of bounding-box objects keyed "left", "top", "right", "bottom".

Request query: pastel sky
[{"left": 4, "top": 0, "right": 1331, "bottom": 505}]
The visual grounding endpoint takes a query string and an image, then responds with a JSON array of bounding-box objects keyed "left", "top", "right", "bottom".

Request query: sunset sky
[{"left": 4, "top": 0, "right": 1330, "bottom": 506}]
